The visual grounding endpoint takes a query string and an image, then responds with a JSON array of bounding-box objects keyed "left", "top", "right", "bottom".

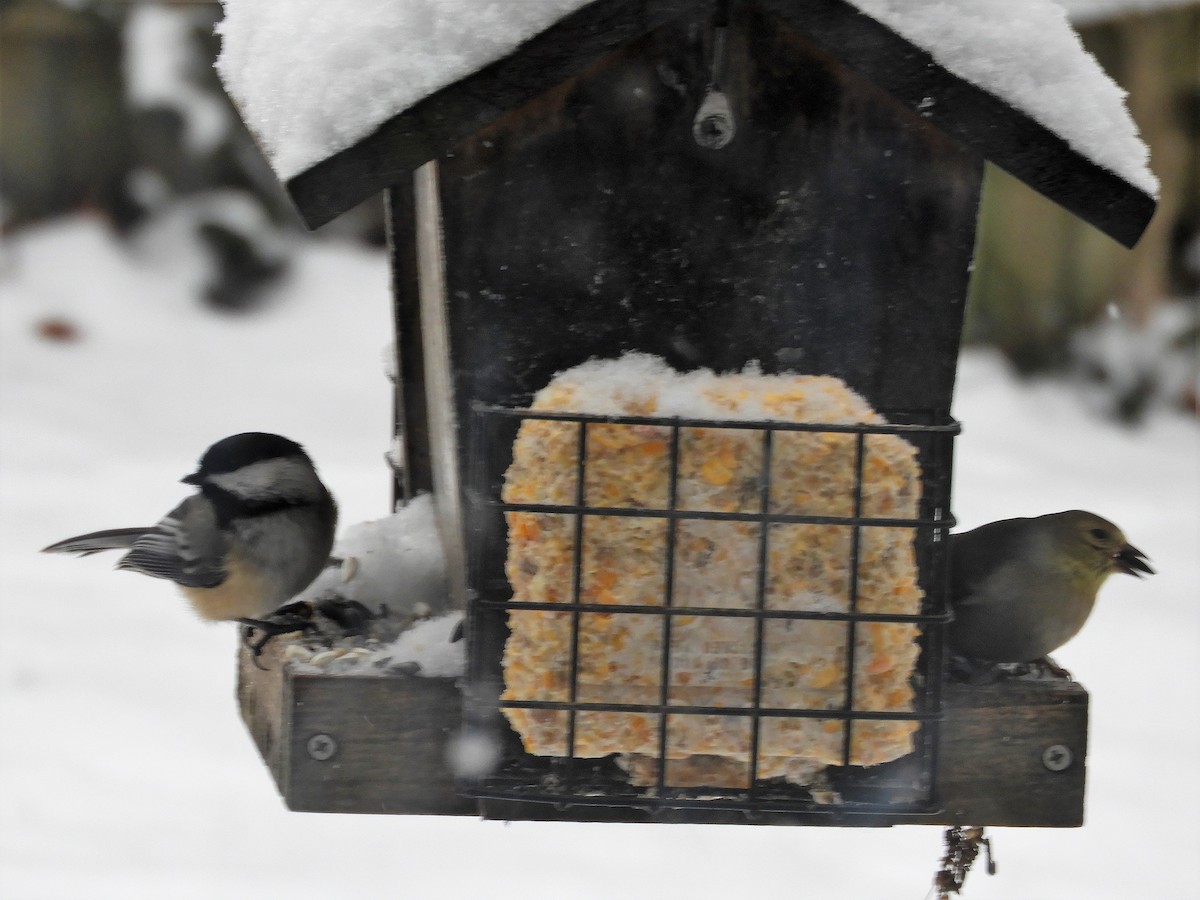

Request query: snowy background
[
  {"left": 0, "top": 1, "right": 1196, "bottom": 893},
  {"left": 0, "top": 213, "right": 1196, "bottom": 899}
]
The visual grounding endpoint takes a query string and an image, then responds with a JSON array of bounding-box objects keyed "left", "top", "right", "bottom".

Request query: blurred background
[
  {"left": 0, "top": 2, "right": 1197, "bottom": 899},
  {"left": 1, "top": 0, "right": 1196, "bottom": 421},
  {"left": 0, "top": 0, "right": 388, "bottom": 295}
]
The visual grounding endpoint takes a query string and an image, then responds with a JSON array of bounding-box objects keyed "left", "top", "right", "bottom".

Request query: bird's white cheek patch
[{"left": 207, "top": 458, "right": 318, "bottom": 501}]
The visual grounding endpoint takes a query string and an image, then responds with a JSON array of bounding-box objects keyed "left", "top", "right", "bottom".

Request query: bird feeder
[{"left": 224, "top": 0, "right": 1153, "bottom": 827}]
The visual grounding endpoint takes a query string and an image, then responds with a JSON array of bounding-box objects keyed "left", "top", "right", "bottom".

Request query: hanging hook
[{"left": 692, "top": 0, "right": 736, "bottom": 150}]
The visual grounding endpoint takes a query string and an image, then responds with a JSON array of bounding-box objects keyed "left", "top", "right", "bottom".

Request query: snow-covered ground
[{"left": 1, "top": 216, "right": 1196, "bottom": 899}]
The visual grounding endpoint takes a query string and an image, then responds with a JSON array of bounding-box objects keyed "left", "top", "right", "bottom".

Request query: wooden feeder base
[
  {"left": 237, "top": 645, "right": 1086, "bottom": 826},
  {"left": 236, "top": 644, "right": 475, "bottom": 816}
]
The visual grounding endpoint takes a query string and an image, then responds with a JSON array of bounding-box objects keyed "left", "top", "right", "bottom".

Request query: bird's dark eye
[{"left": 1089, "top": 528, "right": 1109, "bottom": 541}]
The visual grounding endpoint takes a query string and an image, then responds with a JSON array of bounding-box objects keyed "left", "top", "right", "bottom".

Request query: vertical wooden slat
[
  {"left": 385, "top": 182, "right": 432, "bottom": 503},
  {"left": 414, "top": 160, "right": 468, "bottom": 611}
]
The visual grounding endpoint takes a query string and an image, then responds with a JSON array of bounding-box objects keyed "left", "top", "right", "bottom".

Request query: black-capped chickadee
[{"left": 42, "top": 432, "right": 338, "bottom": 627}]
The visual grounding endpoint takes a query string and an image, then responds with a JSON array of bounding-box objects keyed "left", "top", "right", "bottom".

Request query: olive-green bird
[{"left": 948, "top": 510, "right": 1153, "bottom": 666}]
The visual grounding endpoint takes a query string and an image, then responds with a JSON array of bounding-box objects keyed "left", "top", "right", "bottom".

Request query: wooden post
[
  {"left": 414, "top": 159, "right": 469, "bottom": 613},
  {"left": 238, "top": 643, "right": 1087, "bottom": 826}
]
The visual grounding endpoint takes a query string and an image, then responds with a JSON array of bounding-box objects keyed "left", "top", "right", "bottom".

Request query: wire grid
[{"left": 464, "top": 403, "right": 958, "bottom": 820}]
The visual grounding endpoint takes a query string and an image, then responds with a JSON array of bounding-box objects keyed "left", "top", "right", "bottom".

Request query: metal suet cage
[{"left": 463, "top": 405, "right": 959, "bottom": 822}]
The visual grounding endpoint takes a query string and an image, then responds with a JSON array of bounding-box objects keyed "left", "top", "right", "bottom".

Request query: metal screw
[
  {"left": 306, "top": 733, "right": 338, "bottom": 761},
  {"left": 693, "top": 90, "right": 736, "bottom": 150},
  {"left": 1042, "top": 744, "right": 1073, "bottom": 772}
]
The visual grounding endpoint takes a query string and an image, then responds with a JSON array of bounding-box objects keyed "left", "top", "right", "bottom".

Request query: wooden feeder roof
[{"left": 219, "top": 0, "right": 1156, "bottom": 247}]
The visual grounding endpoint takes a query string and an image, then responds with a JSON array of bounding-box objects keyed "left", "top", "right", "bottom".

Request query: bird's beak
[
  {"left": 181, "top": 471, "right": 203, "bottom": 486},
  {"left": 1113, "top": 543, "right": 1154, "bottom": 578}
]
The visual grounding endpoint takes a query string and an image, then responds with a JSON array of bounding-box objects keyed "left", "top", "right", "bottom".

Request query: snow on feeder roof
[
  {"left": 215, "top": 0, "right": 1157, "bottom": 244},
  {"left": 221, "top": 0, "right": 1156, "bottom": 826}
]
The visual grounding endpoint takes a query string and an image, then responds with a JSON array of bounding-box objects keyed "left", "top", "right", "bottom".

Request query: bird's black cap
[{"left": 182, "top": 432, "right": 309, "bottom": 484}]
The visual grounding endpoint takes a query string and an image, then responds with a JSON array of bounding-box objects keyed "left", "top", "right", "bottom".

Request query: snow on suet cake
[{"left": 501, "top": 355, "right": 925, "bottom": 787}]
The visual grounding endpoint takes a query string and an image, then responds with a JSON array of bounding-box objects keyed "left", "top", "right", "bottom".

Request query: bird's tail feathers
[{"left": 41, "top": 528, "right": 150, "bottom": 556}]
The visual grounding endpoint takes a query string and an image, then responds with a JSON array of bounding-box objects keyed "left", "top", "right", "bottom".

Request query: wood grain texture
[
  {"left": 238, "top": 643, "right": 1087, "bottom": 826},
  {"left": 936, "top": 678, "right": 1087, "bottom": 827},
  {"left": 237, "top": 644, "right": 476, "bottom": 816}
]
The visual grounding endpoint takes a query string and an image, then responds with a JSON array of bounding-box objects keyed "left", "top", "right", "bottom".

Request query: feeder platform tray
[{"left": 237, "top": 643, "right": 1086, "bottom": 826}]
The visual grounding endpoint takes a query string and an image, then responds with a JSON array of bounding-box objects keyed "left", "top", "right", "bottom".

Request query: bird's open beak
[
  {"left": 1114, "top": 544, "right": 1154, "bottom": 578},
  {"left": 181, "top": 471, "right": 202, "bottom": 486}
]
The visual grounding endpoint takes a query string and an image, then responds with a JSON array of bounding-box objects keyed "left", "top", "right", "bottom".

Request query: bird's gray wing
[
  {"left": 117, "top": 496, "right": 228, "bottom": 588},
  {"left": 42, "top": 528, "right": 149, "bottom": 556},
  {"left": 948, "top": 518, "right": 1034, "bottom": 608}
]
